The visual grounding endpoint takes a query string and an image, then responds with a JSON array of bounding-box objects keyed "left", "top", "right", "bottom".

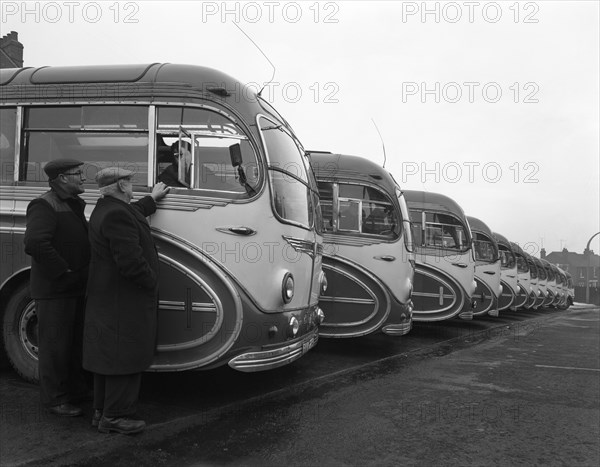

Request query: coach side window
[
  {"left": 21, "top": 105, "right": 149, "bottom": 185},
  {"left": 498, "top": 244, "right": 516, "bottom": 270},
  {"left": 473, "top": 232, "right": 498, "bottom": 263},
  {"left": 316, "top": 181, "right": 398, "bottom": 237},
  {"left": 0, "top": 107, "right": 16, "bottom": 183}
]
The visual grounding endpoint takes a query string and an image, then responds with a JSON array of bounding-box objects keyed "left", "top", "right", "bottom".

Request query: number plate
[{"left": 302, "top": 334, "right": 317, "bottom": 354}]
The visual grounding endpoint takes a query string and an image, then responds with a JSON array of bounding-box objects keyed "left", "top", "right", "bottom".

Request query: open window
[{"left": 156, "top": 106, "right": 260, "bottom": 198}]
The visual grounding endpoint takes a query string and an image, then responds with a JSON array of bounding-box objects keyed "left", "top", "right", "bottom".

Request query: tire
[{"left": 2, "top": 283, "right": 39, "bottom": 383}]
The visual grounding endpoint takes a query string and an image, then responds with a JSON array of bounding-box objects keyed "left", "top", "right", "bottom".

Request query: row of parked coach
[{"left": 308, "top": 151, "right": 574, "bottom": 339}]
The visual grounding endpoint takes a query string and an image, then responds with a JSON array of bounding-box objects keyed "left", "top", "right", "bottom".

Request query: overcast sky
[{"left": 4, "top": 0, "right": 599, "bottom": 255}]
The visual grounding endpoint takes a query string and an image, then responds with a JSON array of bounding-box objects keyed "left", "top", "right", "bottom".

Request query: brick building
[
  {"left": 543, "top": 248, "right": 600, "bottom": 304},
  {"left": 0, "top": 31, "right": 23, "bottom": 69}
]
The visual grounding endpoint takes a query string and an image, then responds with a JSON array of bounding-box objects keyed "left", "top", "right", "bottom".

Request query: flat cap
[
  {"left": 43, "top": 158, "right": 84, "bottom": 180},
  {"left": 96, "top": 167, "right": 134, "bottom": 188}
]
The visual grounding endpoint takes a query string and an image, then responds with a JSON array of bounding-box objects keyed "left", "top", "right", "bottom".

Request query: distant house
[
  {"left": 0, "top": 31, "right": 23, "bottom": 69},
  {"left": 543, "top": 248, "right": 600, "bottom": 304}
]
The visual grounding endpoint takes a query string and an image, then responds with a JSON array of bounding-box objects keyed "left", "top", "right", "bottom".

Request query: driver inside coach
[{"left": 157, "top": 141, "right": 192, "bottom": 188}]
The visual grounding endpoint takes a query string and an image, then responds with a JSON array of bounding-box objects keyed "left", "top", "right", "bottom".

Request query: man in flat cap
[
  {"left": 83, "top": 168, "right": 169, "bottom": 435},
  {"left": 24, "top": 158, "right": 91, "bottom": 417}
]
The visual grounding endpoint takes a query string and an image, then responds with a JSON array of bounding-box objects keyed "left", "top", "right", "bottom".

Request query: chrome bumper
[
  {"left": 228, "top": 328, "right": 319, "bottom": 372},
  {"left": 458, "top": 310, "right": 474, "bottom": 320},
  {"left": 382, "top": 319, "right": 412, "bottom": 336}
]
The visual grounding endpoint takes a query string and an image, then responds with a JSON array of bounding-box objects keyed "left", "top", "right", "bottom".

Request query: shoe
[
  {"left": 97, "top": 416, "right": 146, "bottom": 435},
  {"left": 91, "top": 409, "right": 102, "bottom": 427},
  {"left": 49, "top": 403, "right": 83, "bottom": 417}
]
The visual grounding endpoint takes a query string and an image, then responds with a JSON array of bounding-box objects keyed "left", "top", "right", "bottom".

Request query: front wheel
[{"left": 2, "top": 283, "right": 39, "bottom": 383}]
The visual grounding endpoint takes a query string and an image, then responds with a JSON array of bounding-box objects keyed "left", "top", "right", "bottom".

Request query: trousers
[
  {"left": 36, "top": 297, "right": 88, "bottom": 407},
  {"left": 93, "top": 373, "right": 142, "bottom": 418}
]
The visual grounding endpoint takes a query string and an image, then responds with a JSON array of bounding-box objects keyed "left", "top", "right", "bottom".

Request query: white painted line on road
[{"left": 535, "top": 365, "right": 600, "bottom": 372}]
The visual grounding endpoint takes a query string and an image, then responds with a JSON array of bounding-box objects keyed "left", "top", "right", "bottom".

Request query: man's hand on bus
[{"left": 150, "top": 182, "right": 170, "bottom": 201}]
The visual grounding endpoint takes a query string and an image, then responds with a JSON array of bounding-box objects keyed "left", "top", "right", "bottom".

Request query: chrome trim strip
[
  {"left": 148, "top": 105, "right": 156, "bottom": 187},
  {"left": 0, "top": 185, "right": 230, "bottom": 211},
  {"left": 412, "top": 291, "right": 455, "bottom": 299},
  {"left": 323, "top": 233, "right": 385, "bottom": 247},
  {"left": 319, "top": 297, "right": 375, "bottom": 305},
  {"left": 158, "top": 300, "right": 217, "bottom": 313},
  {"left": 282, "top": 235, "right": 316, "bottom": 258},
  {"left": 0, "top": 226, "right": 25, "bottom": 234},
  {"left": 14, "top": 106, "right": 22, "bottom": 182},
  {"left": 215, "top": 226, "right": 257, "bottom": 236}
]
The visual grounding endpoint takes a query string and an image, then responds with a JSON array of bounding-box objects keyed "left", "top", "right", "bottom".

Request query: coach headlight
[{"left": 282, "top": 273, "right": 294, "bottom": 304}]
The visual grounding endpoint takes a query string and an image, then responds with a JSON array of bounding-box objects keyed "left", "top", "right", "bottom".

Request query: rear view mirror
[{"left": 229, "top": 143, "right": 242, "bottom": 167}]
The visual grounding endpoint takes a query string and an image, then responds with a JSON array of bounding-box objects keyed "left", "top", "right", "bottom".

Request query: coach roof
[
  {"left": 0, "top": 63, "right": 239, "bottom": 88},
  {"left": 510, "top": 242, "right": 526, "bottom": 257},
  {"left": 466, "top": 215, "right": 494, "bottom": 237},
  {"left": 403, "top": 189, "right": 467, "bottom": 219},
  {"left": 493, "top": 232, "right": 512, "bottom": 249},
  {"left": 308, "top": 151, "right": 400, "bottom": 196},
  {"left": 0, "top": 63, "right": 274, "bottom": 127}
]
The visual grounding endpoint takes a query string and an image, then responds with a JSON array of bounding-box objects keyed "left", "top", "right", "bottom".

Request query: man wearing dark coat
[
  {"left": 24, "top": 158, "right": 90, "bottom": 417},
  {"left": 83, "top": 167, "right": 169, "bottom": 435}
]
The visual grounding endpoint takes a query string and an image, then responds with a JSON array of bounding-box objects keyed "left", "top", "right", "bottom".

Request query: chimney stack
[{"left": 0, "top": 31, "right": 24, "bottom": 69}]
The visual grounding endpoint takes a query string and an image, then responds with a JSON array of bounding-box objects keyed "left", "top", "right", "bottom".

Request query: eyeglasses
[{"left": 61, "top": 171, "right": 85, "bottom": 177}]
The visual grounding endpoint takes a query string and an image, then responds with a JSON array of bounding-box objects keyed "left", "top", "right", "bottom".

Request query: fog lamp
[
  {"left": 316, "top": 307, "right": 325, "bottom": 325},
  {"left": 288, "top": 316, "right": 299, "bottom": 337},
  {"left": 319, "top": 271, "right": 328, "bottom": 294}
]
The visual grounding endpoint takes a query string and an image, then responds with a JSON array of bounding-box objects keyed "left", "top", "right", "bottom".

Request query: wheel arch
[{"left": 0, "top": 268, "right": 31, "bottom": 326}]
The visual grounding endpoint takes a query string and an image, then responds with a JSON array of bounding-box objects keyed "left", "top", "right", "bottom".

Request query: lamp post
[{"left": 585, "top": 232, "right": 600, "bottom": 304}]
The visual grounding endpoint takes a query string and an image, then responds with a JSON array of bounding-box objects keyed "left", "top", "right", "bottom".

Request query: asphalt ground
[{"left": 0, "top": 304, "right": 598, "bottom": 466}]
